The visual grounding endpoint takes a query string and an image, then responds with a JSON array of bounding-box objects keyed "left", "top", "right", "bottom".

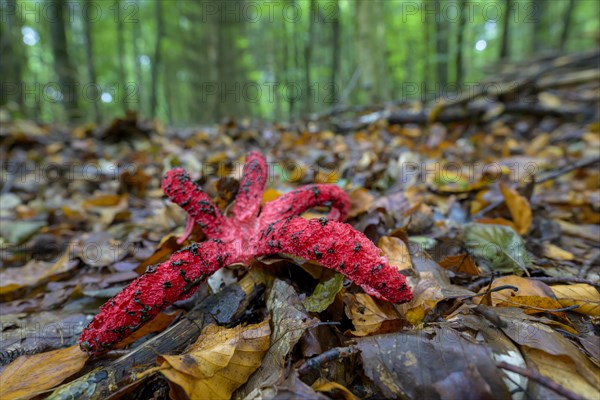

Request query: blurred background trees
[{"left": 1, "top": 0, "right": 598, "bottom": 125}]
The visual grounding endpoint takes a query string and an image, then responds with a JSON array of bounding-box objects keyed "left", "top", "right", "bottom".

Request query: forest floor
[{"left": 0, "top": 52, "right": 599, "bottom": 400}]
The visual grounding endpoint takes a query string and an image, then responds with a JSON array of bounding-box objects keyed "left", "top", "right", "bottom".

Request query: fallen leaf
[
  {"left": 236, "top": 280, "right": 317, "bottom": 398},
  {"left": 523, "top": 348, "right": 598, "bottom": 399},
  {"left": 303, "top": 273, "right": 344, "bottom": 313},
  {"left": 463, "top": 224, "right": 531, "bottom": 275},
  {"left": 312, "top": 378, "right": 360, "bottom": 400},
  {"left": 0, "top": 251, "right": 77, "bottom": 299},
  {"left": 261, "top": 188, "right": 282, "bottom": 204},
  {"left": 542, "top": 243, "right": 575, "bottom": 261},
  {"left": 500, "top": 182, "right": 532, "bottom": 234},
  {"left": 344, "top": 293, "right": 402, "bottom": 336},
  {"left": 0, "top": 345, "right": 88, "bottom": 399},
  {"left": 551, "top": 284, "right": 600, "bottom": 317},
  {"left": 159, "top": 320, "right": 270, "bottom": 400},
  {"left": 378, "top": 236, "right": 413, "bottom": 272},
  {"left": 474, "top": 275, "right": 555, "bottom": 306},
  {"left": 439, "top": 253, "right": 481, "bottom": 275},
  {"left": 356, "top": 327, "right": 511, "bottom": 399},
  {"left": 348, "top": 188, "right": 374, "bottom": 218}
]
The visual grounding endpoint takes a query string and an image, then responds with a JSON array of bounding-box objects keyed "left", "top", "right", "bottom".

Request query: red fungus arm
[
  {"left": 259, "top": 184, "right": 350, "bottom": 226},
  {"left": 232, "top": 151, "right": 268, "bottom": 222},
  {"left": 162, "top": 168, "right": 227, "bottom": 242},
  {"left": 79, "top": 239, "right": 238, "bottom": 354},
  {"left": 254, "top": 217, "right": 412, "bottom": 303}
]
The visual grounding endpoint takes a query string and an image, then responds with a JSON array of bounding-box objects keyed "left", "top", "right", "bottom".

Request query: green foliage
[{"left": 3, "top": 0, "right": 598, "bottom": 124}]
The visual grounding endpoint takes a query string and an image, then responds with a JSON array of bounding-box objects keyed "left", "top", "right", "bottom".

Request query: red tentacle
[
  {"left": 259, "top": 184, "right": 350, "bottom": 226},
  {"left": 254, "top": 217, "right": 412, "bottom": 304},
  {"left": 79, "top": 239, "right": 238, "bottom": 354},
  {"left": 232, "top": 151, "right": 268, "bottom": 222},
  {"left": 162, "top": 168, "right": 228, "bottom": 242}
]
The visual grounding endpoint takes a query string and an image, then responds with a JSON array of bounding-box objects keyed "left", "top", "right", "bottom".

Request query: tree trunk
[
  {"left": 559, "top": 0, "right": 576, "bottom": 51},
  {"left": 48, "top": 0, "right": 80, "bottom": 122},
  {"left": 434, "top": 0, "right": 448, "bottom": 87},
  {"left": 83, "top": 0, "right": 100, "bottom": 123},
  {"left": 531, "top": 0, "right": 544, "bottom": 53},
  {"left": 455, "top": 0, "right": 467, "bottom": 84},
  {"left": 500, "top": 0, "right": 512, "bottom": 59},
  {"left": 132, "top": 0, "right": 144, "bottom": 115},
  {"left": 330, "top": 0, "right": 340, "bottom": 107},
  {"left": 356, "top": 0, "right": 387, "bottom": 104},
  {"left": 0, "top": 0, "right": 24, "bottom": 111},
  {"left": 116, "top": 0, "right": 128, "bottom": 112},
  {"left": 304, "top": 0, "right": 316, "bottom": 114},
  {"left": 150, "top": 0, "right": 164, "bottom": 117}
]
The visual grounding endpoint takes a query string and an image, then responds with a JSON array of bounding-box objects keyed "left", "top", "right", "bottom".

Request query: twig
[
  {"left": 297, "top": 345, "right": 359, "bottom": 376},
  {"left": 497, "top": 362, "right": 586, "bottom": 400},
  {"left": 530, "top": 276, "right": 600, "bottom": 287},
  {"left": 536, "top": 156, "right": 600, "bottom": 184}
]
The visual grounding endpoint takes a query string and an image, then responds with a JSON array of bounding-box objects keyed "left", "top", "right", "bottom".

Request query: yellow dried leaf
[
  {"left": 551, "top": 284, "right": 600, "bottom": 317},
  {"left": 158, "top": 320, "right": 271, "bottom": 400},
  {"left": 0, "top": 345, "right": 88, "bottom": 399},
  {"left": 315, "top": 169, "right": 338, "bottom": 184},
  {"left": 496, "top": 295, "right": 569, "bottom": 320},
  {"left": 82, "top": 194, "right": 126, "bottom": 208},
  {"left": 474, "top": 276, "right": 555, "bottom": 306},
  {"left": 262, "top": 188, "right": 282, "bottom": 204},
  {"left": 474, "top": 217, "right": 518, "bottom": 232},
  {"left": 523, "top": 348, "right": 599, "bottom": 399},
  {"left": 312, "top": 378, "right": 360, "bottom": 400},
  {"left": 378, "top": 236, "right": 413, "bottom": 272},
  {"left": 499, "top": 182, "right": 532, "bottom": 234},
  {"left": 344, "top": 293, "right": 402, "bottom": 336},
  {"left": 542, "top": 243, "right": 574, "bottom": 261}
]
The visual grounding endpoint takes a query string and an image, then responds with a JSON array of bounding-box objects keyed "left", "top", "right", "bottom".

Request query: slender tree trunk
[
  {"left": 500, "top": 0, "right": 512, "bottom": 59},
  {"left": 330, "top": 0, "right": 340, "bottom": 107},
  {"left": 116, "top": 0, "right": 128, "bottom": 112},
  {"left": 434, "top": 0, "right": 448, "bottom": 87},
  {"left": 83, "top": 0, "right": 100, "bottom": 123},
  {"left": 356, "top": 0, "right": 387, "bottom": 104},
  {"left": 0, "top": 0, "right": 24, "bottom": 111},
  {"left": 49, "top": 0, "right": 80, "bottom": 122},
  {"left": 531, "top": 0, "right": 544, "bottom": 53},
  {"left": 455, "top": 0, "right": 467, "bottom": 85},
  {"left": 132, "top": 0, "right": 144, "bottom": 116},
  {"left": 423, "top": 9, "right": 430, "bottom": 89},
  {"left": 304, "top": 0, "right": 316, "bottom": 114},
  {"left": 150, "top": 0, "right": 164, "bottom": 117},
  {"left": 559, "top": 0, "right": 576, "bottom": 51}
]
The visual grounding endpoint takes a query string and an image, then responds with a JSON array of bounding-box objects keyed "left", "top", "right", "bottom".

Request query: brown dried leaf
[
  {"left": 439, "top": 253, "right": 481, "bottom": 275},
  {"left": 158, "top": 320, "right": 270, "bottom": 400},
  {"left": 378, "top": 236, "right": 413, "bottom": 272},
  {"left": 343, "top": 293, "right": 403, "bottom": 336},
  {"left": 348, "top": 188, "right": 374, "bottom": 218},
  {"left": 0, "top": 345, "right": 88, "bottom": 399}
]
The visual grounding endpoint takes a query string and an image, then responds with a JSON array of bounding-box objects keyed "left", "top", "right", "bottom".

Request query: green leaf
[
  {"left": 463, "top": 224, "right": 531, "bottom": 275},
  {"left": 0, "top": 221, "right": 45, "bottom": 245},
  {"left": 303, "top": 273, "right": 344, "bottom": 313},
  {"left": 409, "top": 236, "right": 437, "bottom": 251}
]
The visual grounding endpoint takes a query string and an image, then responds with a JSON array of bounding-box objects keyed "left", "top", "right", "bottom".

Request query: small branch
[
  {"left": 497, "top": 362, "right": 586, "bottom": 400},
  {"left": 530, "top": 276, "right": 600, "bottom": 288},
  {"left": 297, "top": 345, "right": 359, "bottom": 376},
  {"left": 536, "top": 156, "right": 600, "bottom": 184}
]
